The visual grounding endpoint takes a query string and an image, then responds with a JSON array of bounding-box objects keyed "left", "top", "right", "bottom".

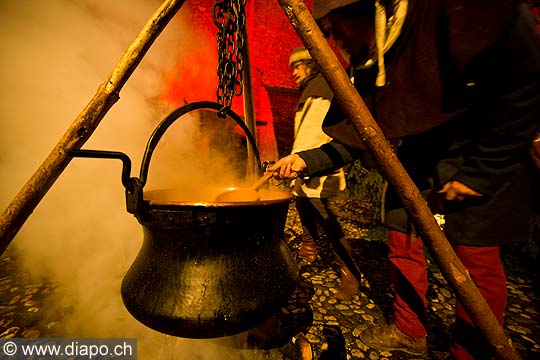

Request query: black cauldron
[{"left": 69, "top": 101, "right": 297, "bottom": 338}]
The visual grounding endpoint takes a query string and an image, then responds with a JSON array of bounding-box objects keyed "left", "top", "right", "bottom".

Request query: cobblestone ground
[
  {"left": 273, "top": 198, "right": 540, "bottom": 359},
  {"left": 0, "top": 197, "right": 539, "bottom": 359}
]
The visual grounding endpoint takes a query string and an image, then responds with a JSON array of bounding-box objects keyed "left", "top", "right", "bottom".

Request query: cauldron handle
[
  {"left": 68, "top": 101, "right": 261, "bottom": 215},
  {"left": 67, "top": 149, "right": 143, "bottom": 214},
  {"left": 138, "top": 101, "right": 261, "bottom": 186},
  {"left": 68, "top": 150, "right": 134, "bottom": 191}
]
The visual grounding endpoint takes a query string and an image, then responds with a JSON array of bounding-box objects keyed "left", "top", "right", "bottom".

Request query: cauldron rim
[{"left": 143, "top": 188, "right": 293, "bottom": 208}]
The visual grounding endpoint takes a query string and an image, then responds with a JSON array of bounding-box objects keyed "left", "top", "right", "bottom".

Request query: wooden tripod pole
[
  {"left": 0, "top": 0, "right": 187, "bottom": 254},
  {"left": 277, "top": 1, "right": 520, "bottom": 359}
]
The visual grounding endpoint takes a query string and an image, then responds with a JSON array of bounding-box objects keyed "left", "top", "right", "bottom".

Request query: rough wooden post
[
  {"left": 0, "top": 0, "right": 187, "bottom": 254},
  {"left": 276, "top": 0, "right": 521, "bottom": 359}
]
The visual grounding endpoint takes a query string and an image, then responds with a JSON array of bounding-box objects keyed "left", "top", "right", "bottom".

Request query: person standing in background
[{"left": 288, "top": 47, "right": 362, "bottom": 300}]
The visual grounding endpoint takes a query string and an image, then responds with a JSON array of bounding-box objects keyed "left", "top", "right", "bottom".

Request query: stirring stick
[{"left": 214, "top": 171, "right": 274, "bottom": 202}]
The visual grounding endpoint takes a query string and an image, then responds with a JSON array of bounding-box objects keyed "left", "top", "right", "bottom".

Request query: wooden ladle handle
[
  {"left": 249, "top": 171, "right": 274, "bottom": 191},
  {"left": 213, "top": 172, "right": 275, "bottom": 202}
]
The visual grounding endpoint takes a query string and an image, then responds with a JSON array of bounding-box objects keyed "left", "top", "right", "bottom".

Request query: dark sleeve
[
  {"left": 451, "top": 4, "right": 540, "bottom": 196},
  {"left": 296, "top": 140, "right": 363, "bottom": 177}
]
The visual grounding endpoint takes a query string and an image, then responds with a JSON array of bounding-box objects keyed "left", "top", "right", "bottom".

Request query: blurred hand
[
  {"left": 268, "top": 154, "right": 307, "bottom": 179},
  {"left": 439, "top": 181, "right": 482, "bottom": 202}
]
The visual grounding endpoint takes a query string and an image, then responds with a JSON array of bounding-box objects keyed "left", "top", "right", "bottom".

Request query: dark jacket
[
  {"left": 297, "top": 72, "right": 334, "bottom": 111},
  {"left": 298, "top": 0, "right": 540, "bottom": 246}
]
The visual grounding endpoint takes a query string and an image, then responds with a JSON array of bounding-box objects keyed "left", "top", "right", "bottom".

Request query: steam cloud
[{"left": 0, "top": 1, "right": 263, "bottom": 358}]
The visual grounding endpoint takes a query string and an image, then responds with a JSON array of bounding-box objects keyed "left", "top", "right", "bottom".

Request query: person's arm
[{"left": 270, "top": 140, "right": 362, "bottom": 179}]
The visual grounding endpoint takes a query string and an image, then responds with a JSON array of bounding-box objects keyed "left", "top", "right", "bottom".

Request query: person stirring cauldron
[
  {"left": 287, "top": 46, "right": 362, "bottom": 300},
  {"left": 269, "top": 0, "right": 540, "bottom": 358}
]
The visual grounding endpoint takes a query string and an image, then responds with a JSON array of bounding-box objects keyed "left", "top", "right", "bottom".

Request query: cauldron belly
[{"left": 121, "top": 204, "right": 297, "bottom": 338}]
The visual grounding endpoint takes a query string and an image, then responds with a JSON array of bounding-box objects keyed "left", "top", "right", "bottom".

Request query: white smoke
[{"left": 0, "top": 1, "right": 265, "bottom": 358}]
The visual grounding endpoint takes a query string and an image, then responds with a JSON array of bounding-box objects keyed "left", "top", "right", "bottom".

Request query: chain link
[{"left": 213, "top": 0, "right": 246, "bottom": 112}]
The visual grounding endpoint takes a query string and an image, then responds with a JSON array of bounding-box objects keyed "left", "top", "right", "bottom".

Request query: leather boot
[
  {"left": 293, "top": 333, "right": 313, "bottom": 360},
  {"left": 333, "top": 238, "right": 361, "bottom": 300},
  {"left": 336, "top": 262, "right": 360, "bottom": 300},
  {"left": 298, "top": 237, "right": 318, "bottom": 263},
  {"left": 358, "top": 323, "right": 428, "bottom": 356}
]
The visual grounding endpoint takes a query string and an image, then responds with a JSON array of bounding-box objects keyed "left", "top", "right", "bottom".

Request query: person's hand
[
  {"left": 439, "top": 181, "right": 482, "bottom": 202},
  {"left": 268, "top": 154, "right": 307, "bottom": 179}
]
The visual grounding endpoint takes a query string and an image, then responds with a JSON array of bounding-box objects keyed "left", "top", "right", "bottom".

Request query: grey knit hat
[
  {"left": 313, "top": 0, "right": 364, "bottom": 20},
  {"left": 288, "top": 47, "right": 312, "bottom": 67}
]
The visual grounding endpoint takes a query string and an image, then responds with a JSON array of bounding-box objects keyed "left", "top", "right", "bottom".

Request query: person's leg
[
  {"left": 317, "top": 198, "right": 363, "bottom": 299},
  {"left": 389, "top": 230, "right": 429, "bottom": 338},
  {"left": 295, "top": 197, "right": 322, "bottom": 262},
  {"left": 359, "top": 229, "right": 428, "bottom": 356},
  {"left": 450, "top": 246, "right": 506, "bottom": 360},
  {"left": 301, "top": 197, "right": 362, "bottom": 299}
]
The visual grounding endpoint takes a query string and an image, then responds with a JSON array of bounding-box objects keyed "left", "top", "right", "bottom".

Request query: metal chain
[{"left": 212, "top": 0, "right": 246, "bottom": 112}]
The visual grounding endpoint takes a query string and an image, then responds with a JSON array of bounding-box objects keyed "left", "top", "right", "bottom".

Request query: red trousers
[{"left": 387, "top": 230, "right": 506, "bottom": 359}]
